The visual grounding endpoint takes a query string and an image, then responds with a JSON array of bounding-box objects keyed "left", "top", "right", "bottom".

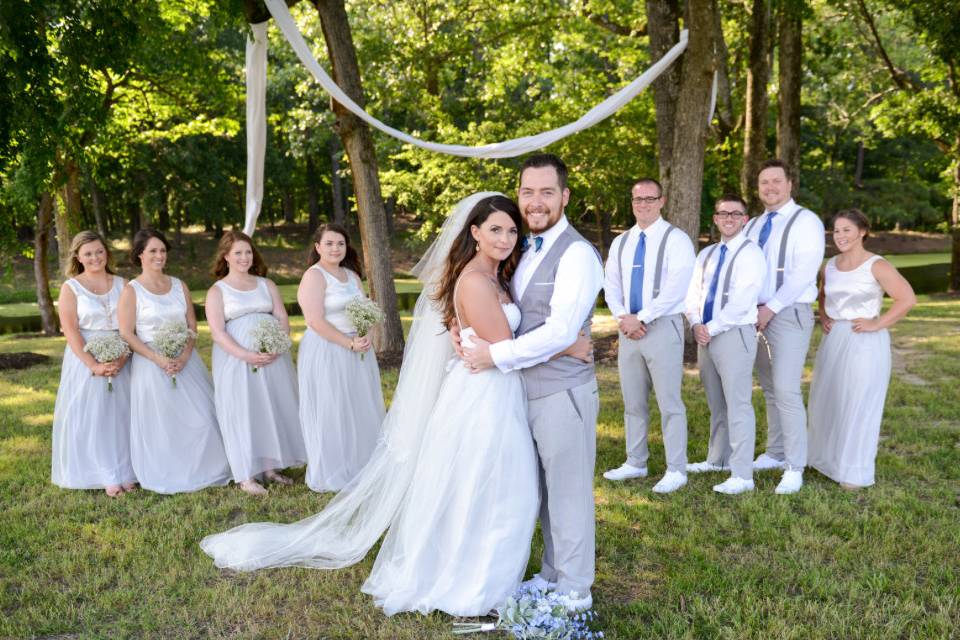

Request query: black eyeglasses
[
  {"left": 631, "top": 196, "right": 661, "bottom": 204},
  {"left": 714, "top": 210, "right": 746, "bottom": 218}
]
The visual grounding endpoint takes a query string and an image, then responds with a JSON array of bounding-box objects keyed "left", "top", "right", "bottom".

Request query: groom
[{"left": 463, "top": 153, "right": 604, "bottom": 612}]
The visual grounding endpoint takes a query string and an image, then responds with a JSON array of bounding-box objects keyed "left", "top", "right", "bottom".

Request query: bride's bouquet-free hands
[
  {"left": 345, "top": 296, "right": 384, "bottom": 360},
  {"left": 453, "top": 584, "right": 602, "bottom": 639},
  {"left": 83, "top": 333, "right": 131, "bottom": 391},
  {"left": 248, "top": 317, "right": 292, "bottom": 372},
  {"left": 152, "top": 320, "right": 197, "bottom": 387}
]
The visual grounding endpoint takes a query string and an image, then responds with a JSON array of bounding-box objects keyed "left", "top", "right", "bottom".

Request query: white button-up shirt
[
  {"left": 603, "top": 216, "right": 695, "bottom": 323},
  {"left": 489, "top": 216, "right": 604, "bottom": 373},
  {"left": 685, "top": 232, "right": 767, "bottom": 336},
  {"left": 743, "top": 198, "right": 825, "bottom": 313}
]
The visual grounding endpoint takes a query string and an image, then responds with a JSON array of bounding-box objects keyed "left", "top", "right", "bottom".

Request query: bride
[{"left": 200, "top": 192, "right": 590, "bottom": 617}]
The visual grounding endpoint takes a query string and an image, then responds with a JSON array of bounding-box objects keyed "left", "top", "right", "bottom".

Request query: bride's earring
[{"left": 475, "top": 242, "right": 479, "bottom": 252}]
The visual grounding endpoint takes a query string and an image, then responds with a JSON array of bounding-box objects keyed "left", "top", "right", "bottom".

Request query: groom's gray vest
[{"left": 512, "top": 225, "right": 601, "bottom": 400}]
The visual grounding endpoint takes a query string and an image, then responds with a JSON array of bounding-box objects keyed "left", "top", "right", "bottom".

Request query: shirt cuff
[
  {"left": 765, "top": 298, "right": 785, "bottom": 314},
  {"left": 488, "top": 339, "right": 514, "bottom": 373},
  {"left": 705, "top": 319, "right": 722, "bottom": 336},
  {"left": 636, "top": 310, "right": 652, "bottom": 324}
]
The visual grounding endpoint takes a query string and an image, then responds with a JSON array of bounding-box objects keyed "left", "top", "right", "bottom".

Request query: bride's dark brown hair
[{"left": 433, "top": 195, "right": 523, "bottom": 328}]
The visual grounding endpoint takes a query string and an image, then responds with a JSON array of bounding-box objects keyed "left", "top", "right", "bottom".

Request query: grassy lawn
[{"left": 0, "top": 299, "right": 958, "bottom": 638}]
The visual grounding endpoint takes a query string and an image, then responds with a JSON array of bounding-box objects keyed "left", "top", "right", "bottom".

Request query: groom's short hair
[{"left": 519, "top": 153, "right": 568, "bottom": 190}]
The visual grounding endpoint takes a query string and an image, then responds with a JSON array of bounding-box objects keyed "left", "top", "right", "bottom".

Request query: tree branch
[{"left": 853, "top": 0, "right": 920, "bottom": 92}]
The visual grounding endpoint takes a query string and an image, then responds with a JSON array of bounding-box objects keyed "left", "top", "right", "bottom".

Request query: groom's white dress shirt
[
  {"left": 745, "top": 198, "right": 825, "bottom": 312},
  {"left": 684, "top": 232, "right": 766, "bottom": 336},
  {"left": 603, "top": 217, "right": 695, "bottom": 323},
  {"left": 490, "top": 216, "right": 603, "bottom": 373}
]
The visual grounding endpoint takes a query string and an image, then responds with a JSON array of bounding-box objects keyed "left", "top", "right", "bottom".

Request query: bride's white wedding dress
[
  {"left": 200, "top": 191, "right": 539, "bottom": 618},
  {"left": 363, "top": 304, "right": 538, "bottom": 615}
]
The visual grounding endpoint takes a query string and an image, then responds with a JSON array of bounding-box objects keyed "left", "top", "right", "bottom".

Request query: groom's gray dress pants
[
  {"left": 756, "top": 302, "right": 814, "bottom": 470},
  {"left": 528, "top": 378, "right": 599, "bottom": 596},
  {"left": 617, "top": 314, "right": 688, "bottom": 473},
  {"left": 699, "top": 325, "right": 758, "bottom": 480}
]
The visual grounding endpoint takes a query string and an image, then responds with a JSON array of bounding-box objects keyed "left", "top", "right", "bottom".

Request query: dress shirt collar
[
  {"left": 631, "top": 215, "right": 668, "bottom": 241},
  {"left": 719, "top": 230, "right": 748, "bottom": 251},
  {"left": 532, "top": 214, "right": 569, "bottom": 254},
  {"left": 763, "top": 198, "right": 799, "bottom": 218}
]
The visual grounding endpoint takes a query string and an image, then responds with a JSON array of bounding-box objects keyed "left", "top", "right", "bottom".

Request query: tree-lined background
[{"left": 2, "top": 0, "right": 958, "bottom": 343}]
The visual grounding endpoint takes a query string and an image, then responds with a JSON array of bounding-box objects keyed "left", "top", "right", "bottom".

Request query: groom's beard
[{"left": 523, "top": 206, "right": 563, "bottom": 234}]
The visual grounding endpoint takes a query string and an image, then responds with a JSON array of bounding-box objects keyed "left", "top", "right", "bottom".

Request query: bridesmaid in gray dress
[
  {"left": 118, "top": 229, "right": 231, "bottom": 494},
  {"left": 808, "top": 209, "right": 915, "bottom": 489},
  {"left": 205, "top": 231, "right": 306, "bottom": 496},
  {"left": 52, "top": 231, "right": 135, "bottom": 497},
  {"left": 297, "top": 224, "right": 385, "bottom": 492}
]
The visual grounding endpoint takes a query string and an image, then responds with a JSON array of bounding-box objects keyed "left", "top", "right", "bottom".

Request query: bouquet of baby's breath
[
  {"left": 453, "top": 585, "right": 602, "bottom": 640},
  {"left": 83, "top": 333, "right": 130, "bottom": 392},
  {"left": 152, "top": 320, "right": 196, "bottom": 387},
  {"left": 248, "top": 317, "right": 292, "bottom": 372},
  {"left": 345, "top": 296, "right": 384, "bottom": 360}
]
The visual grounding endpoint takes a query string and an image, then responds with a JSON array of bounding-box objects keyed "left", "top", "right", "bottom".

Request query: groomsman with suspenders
[
  {"left": 745, "top": 159, "right": 825, "bottom": 494},
  {"left": 685, "top": 194, "right": 767, "bottom": 494},
  {"left": 603, "top": 178, "right": 696, "bottom": 494}
]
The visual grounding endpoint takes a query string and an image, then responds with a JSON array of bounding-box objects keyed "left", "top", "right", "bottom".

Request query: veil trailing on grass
[{"left": 200, "top": 192, "right": 504, "bottom": 571}]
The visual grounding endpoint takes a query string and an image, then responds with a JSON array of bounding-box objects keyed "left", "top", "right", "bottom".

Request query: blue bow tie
[{"left": 521, "top": 235, "right": 544, "bottom": 253}]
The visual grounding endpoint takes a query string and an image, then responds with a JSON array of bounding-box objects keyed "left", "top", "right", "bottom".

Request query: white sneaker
[
  {"left": 603, "top": 463, "right": 648, "bottom": 481},
  {"left": 686, "top": 460, "right": 729, "bottom": 473},
  {"left": 712, "top": 476, "right": 755, "bottom": 495},
  {"left": 556, "top": 591, "right": 593, "bottom": 613},
  {"left": 753, "top": 452, "right": 786, "bottom": 470},
  {"left": 651, "top": 470, "right": 687, "bottom": 494},
  {"left": 775, "top": 469, "right": 804, "bottom": 494},
  {"left": 520, "top": 574, "right": 556, "bottom": 592}
]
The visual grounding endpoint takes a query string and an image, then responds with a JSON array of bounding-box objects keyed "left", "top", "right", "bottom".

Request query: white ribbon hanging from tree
[
  {"left": 245, "top": 0, "right": 691, "bottom": 232},
  {"left": 243, "top": 21, "right": 268, "bottom": 236}
]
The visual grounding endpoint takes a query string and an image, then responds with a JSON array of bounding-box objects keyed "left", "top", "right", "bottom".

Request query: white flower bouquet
[
  {"left": 345, "top": 296, "right": 384, "bottom": 360},
  {"left": 248, "top": 316, "right": 292, "bottom": 372},
  {"left": 152, "top": 320, "right": 197, "bottom": 387},
  {"left": 82, "top": 333, "right": 130, "bottom": 392},
  {"left": 453, "top": 585, "right": 602, "bottom": 639}
]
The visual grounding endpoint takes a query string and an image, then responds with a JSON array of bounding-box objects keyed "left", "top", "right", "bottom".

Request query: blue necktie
[
  {"left": 521, "top": 235, "right": 543, "bottom": 253},
  {"left": 628, "top": 232, "right": 646, "bottom": 314},
  {"left": 758, "top": 211, "right": 778, "bottom": 249},
  {"left": 702, "top": 244, "right": 727, "bottom": 324}
]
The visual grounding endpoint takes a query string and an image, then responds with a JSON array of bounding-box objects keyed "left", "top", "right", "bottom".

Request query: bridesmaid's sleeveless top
[
  {"left": 129, "top": 277, "right": 188, "bottom": 342},
  {"left": 214, "top": 277, "right": 273, "bottom": 321},
  {"left": 65, "top": 276, "right": 124, "bottom": 331},
  {"left": 312, "top": 265, "right": 362, "bottom": 334},
  {"left": 823, "top": 255, "right": 885, "bottom": 320}
]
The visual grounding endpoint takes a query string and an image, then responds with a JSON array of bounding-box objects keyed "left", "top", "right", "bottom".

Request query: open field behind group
[{"left": 1, "top": 296, "right": 957, "bottom": 639}]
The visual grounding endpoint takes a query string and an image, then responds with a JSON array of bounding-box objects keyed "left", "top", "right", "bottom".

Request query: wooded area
[{"left": 2, "top": 0, "right": 958, "bottom": 341}]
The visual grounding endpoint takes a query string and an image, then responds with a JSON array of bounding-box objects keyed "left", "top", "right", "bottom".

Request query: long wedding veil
[{"left": 200, "top": 191, "right": 504, "bottom": 571}]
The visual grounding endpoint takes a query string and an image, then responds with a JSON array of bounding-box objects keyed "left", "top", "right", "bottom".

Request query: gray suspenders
[
  {"left": 744, "top": 207, "right": 808, "bottom": 291},
  {"left": 700, "top": 239, "right": 755, "bottom": 311},
  {"left": 617, "top": 224, "right": 676, "bottom": 306}
]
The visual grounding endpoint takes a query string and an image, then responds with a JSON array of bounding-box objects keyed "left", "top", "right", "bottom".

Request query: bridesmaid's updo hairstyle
[
  {"left": 831, "top": 208, "right": 870, "bottom": 239},
  {"left": 211, "top": 230, "right": 268, "bottom": 278},
  {"left": 433, "top": 195, "right": 523, "bottom": 328},
  {"left": 308, "top": 223, "right": 363, "bottom": 278},
  {"left": 65, "top": 230, "right": 115, "bottom": 277},
  {"left": 130, "top": 228, "right": 170, "bottom": 267}
]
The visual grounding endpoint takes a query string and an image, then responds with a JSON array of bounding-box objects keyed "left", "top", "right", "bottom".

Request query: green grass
[
  {"left": 1, "top": 298, "right": 958, "bottom": 638},
  {"left": 883, "top": 252, "right": 950, "bottom": 268}
]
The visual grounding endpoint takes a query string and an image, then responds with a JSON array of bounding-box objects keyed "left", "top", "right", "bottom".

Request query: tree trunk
[
  {"left": 34, "top": 192, "right": 59, "bottom": 336},
  {"left": 283, "top": 189, "right": 296, "bottom": 224},
  {"left": 596, "top": 208, "right": 614, "bottom": 260},
  {"left": 88, "top": 170, "right": 109, "bottom": 238},
  {"left": 646, "top": 0, "right": 682, "bottom": 196},
  {"left": 54, "top": 155, "right": 84, "bottom": 275},
  {"left": 951, "top": 224, "right": 960, "bottom": 292},
  {"left": 312, "top": 0, "right": 403, "bottom": 352},
  {"left": 664, "top": 0, "right": 718, "bottom": 243},
  {"left": 306, "top": 154, "right": 322, "bottom": 232},
  {"left": 741, "top": 0, "right": 771, "bottom": 214},
  {"left": 329, "top": 136, "right": 347, "bottom": 225},
  {"left": 854, "top": 141, "right": 865, "bottom": 189},
  {"left": 777, "top": 0, "right": 803, "bottom": 191},
  {"left": 157, "top": 190, "right": 171, "bottom": 231}
]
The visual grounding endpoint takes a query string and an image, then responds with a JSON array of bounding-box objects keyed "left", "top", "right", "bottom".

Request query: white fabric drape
[
  {"left": 262, "top": 0, "right": 688, "bottom": 158},
  {"left": 243, "top": 22, "right": 268, "bottom": 236}
]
